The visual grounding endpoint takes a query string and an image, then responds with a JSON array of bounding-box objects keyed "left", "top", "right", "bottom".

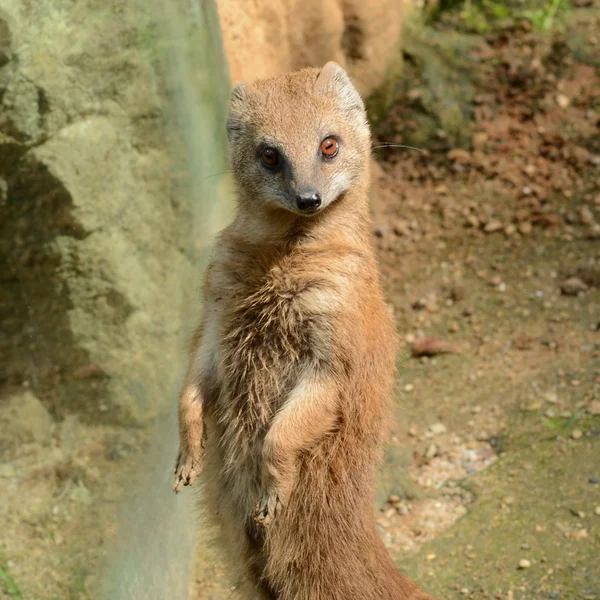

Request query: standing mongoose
[{"left": 173, "top": 62, "right": 434, "bottom": 600}]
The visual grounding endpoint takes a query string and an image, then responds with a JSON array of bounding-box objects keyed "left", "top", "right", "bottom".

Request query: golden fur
[{"left": 174, "top": 62, "right": 434, "bottom": 600}]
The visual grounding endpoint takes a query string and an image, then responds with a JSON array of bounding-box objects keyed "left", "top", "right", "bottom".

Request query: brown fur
[{"left": 173, "top": 62, "right": 434, "bottom": 600}]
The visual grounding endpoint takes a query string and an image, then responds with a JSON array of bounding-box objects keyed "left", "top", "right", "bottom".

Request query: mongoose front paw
[
  {"left": 253, "top": 490, "right": 283, "bottom": 528},
  {"left": 173, "top": 447, "right": 203, "bottom": 493}
]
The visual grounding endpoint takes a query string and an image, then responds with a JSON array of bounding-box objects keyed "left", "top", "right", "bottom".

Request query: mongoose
[{"left": 173, "top": 62, "right": 434, "bottom": 600}]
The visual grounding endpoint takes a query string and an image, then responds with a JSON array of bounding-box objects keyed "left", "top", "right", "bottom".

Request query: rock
[
  {"left": 595, "top": 506, "right": 600, "bottom": 516},
  {"left": 69, "top": 481, "right": 92, "bottom": 505},
  {"left": 524, "top": 164, "right": 536, "bottom": 177},
  {"left": 587, "top": 401, "right": 600, "bottom": 416},
  {"left": 519, "top": 221, "right": 533, "bottom": 235},
  {"left": 560, "top": 277, "right": 588, "bottom": 296},
  {"left": 393, "top": 219, "right": 411, "bottom": 236},
  {"left": 425, "top": 443, "right": 439, "bottom": 460},
  {"left": 518, "top": 559, "right": 532, "bottom": 569},
  {"left": 429, "top": 423, "right": 447, "bottom": 436},
  {"left": 571, "top": 429, "right": 583, "bottom": 440},
  {"left": 484, "top": 219, "right": 503, "bottom": 233},
  {"left": 0, "top": 391, "right": 54, "bottom": 446},
  {"left": 447, "top": 149, "right": 471, "bottom": 164},
  {"left": 556, "top": 94, "right": 570, "bottom": 108},
  {"left": 472, "top": 132, "right": 488, "bottom": 150},
  {"left": 579, "top": 205, "right": 594, "bottom": 225}
]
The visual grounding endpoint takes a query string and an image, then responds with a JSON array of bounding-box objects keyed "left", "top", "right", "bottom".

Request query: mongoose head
[{"left": 226, "top": 62, "right": 370, "bottom": 217}]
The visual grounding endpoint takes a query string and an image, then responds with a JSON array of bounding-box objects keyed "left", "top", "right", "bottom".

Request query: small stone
[
  {"left": 518, "top": 559, "right": 532, "bottom": 569},
  {"left": 484, "top": 219, "right": 503, "bottom": 233},
  {"left": 556, "top": 94, "right": 570, "bottom": 108},
  {"left": 561, "top": 277, "right": 588, "bottom": 296},
  {"left": 524, "top": 164, "right": 536, "bottom": 177},
  {"left": 594, "top": 506, "right": 600, "bottom": 516},
  {"left": 393, "top": 219, "right": 411, "bottom": 237},
  {"left": 520, "top": 543, "right": 530, "bottom": 550},
  {"left": 404, "top": 384, "right": 414, "bottom": 392},
  {"left": 425, "top": 443, "right": 439, "bottom": 460},
  {"left": 430, "top": 423, "right": 447, "bottom": 436},
  {"left": 389, "top": 494, "right": 400, "bottom": 504},
  {"left": 472, "top": 132, "right": 488, "bottom": 150},
  {"left": 447, "top": 148, "right": 471, "bottom": 163},
  {"left": 571, "top": 429, "right": 583, "bottom": 440},
  {"left": 460, "top": 588, "right": 469, "bottom": 596},
  {"left": 580, "top": 205, "right": 594, "bottom": 225},
  {"left": 519, "top": 221, "right": 532, "bottom": 235},
  {"left": 574, "top": 529, "right": 588, "bottom": 539},
  {"left": 449, "top": 321, "right": 460, "bottom": 333},
  {"left": 426, "top": 553, "right": 436, "bottom": 561},
  {"left": 476, "top": 431, "right": 490, "bottom": 442},
  {"left": 0, "top": 391, "right": 54, "bottom": 445},
  {"left": 504, "top": 224, "right": 517, "bottom": 236},
  {"left": 408, "top": 424, "right": 418, "bottom": 437}
]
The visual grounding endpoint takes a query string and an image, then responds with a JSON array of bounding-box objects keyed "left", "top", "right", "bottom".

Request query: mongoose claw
[
  {"left": 253, "top": 491, "right": 282, "bottom": 528},
  {"left": 173, "top": 450, "right": 202, "bottom": 493}
]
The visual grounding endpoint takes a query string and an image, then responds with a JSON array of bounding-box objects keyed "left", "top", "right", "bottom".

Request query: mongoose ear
[
  {"left": 226, "top": 82, "right": 247, "bottom": 142},
  {"left": 315, "top": 62, "right": 364, "bottom": 113}
]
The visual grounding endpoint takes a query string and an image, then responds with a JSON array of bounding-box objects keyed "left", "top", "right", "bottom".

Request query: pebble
[
  {"left": 571, "top": 429, "right": 583, "bottom": 440},
  {"left": 484, "top": 219, "right": 503, "bottom": 233},
  {"left": 447, "top": 148, "right": 471, "bottom": 163},
  {"left": 579, "top": 205, "right": 594, "bottom": 225},
  {"left": 588, "top": 401, "right": 600, "bottom": 416},
  {"left": 472, "top": 132, "right": 488, "bottom": 149},
  {"left": 425, "top": 443, "right": 439, "bottom": 460},
  {"left": 429, "top": 423, "right": 447, "bottom": 436},
  {"left": 556, "top": 94, "right": 570, "bottom": 108},
  {"left": 560, "top": 277, "right": 588, "bottom": 296},
  {"left": 518, "top": 559, "right": 532, "bottom": 569},
  {"left": 404, "top": 384, "right": 414, "bottom": 392},
  {"left": 519, "top": 221, "right": 533, "bottom": 235},
  {"left": 520, "top": 543, "right": 530, "bottom": 550},
  {"left": 595, "top": 506, "right": 600, "bottom": 516},
  {"left": 393, "top": 219, "right": 411, "bottom": 237}
]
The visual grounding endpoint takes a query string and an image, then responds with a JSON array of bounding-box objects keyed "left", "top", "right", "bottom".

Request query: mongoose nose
[{"left": 296, "top": 192, "right": 322, "bottom": 212}]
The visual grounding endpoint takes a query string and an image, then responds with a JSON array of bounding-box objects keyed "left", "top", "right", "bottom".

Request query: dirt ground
[{"left": 1, "top": 3, "right": 599, "bottom": 600}]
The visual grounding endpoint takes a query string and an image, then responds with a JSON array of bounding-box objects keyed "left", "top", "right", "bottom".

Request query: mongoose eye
[
  {"left": 260, "top": 147, "right": 281, "bottom": 169},
  {"left": 320, "top": 137, "right": 339, "bottom": 158}
]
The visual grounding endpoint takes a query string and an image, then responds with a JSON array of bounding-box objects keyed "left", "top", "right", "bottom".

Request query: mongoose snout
[{"left": 295, "top": 190, "right": 322, "bottom": 212}]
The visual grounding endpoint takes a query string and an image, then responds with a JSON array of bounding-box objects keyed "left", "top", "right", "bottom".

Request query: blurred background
[{"left": 0, "top": 0, "right": 598, "bottom": 599}]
